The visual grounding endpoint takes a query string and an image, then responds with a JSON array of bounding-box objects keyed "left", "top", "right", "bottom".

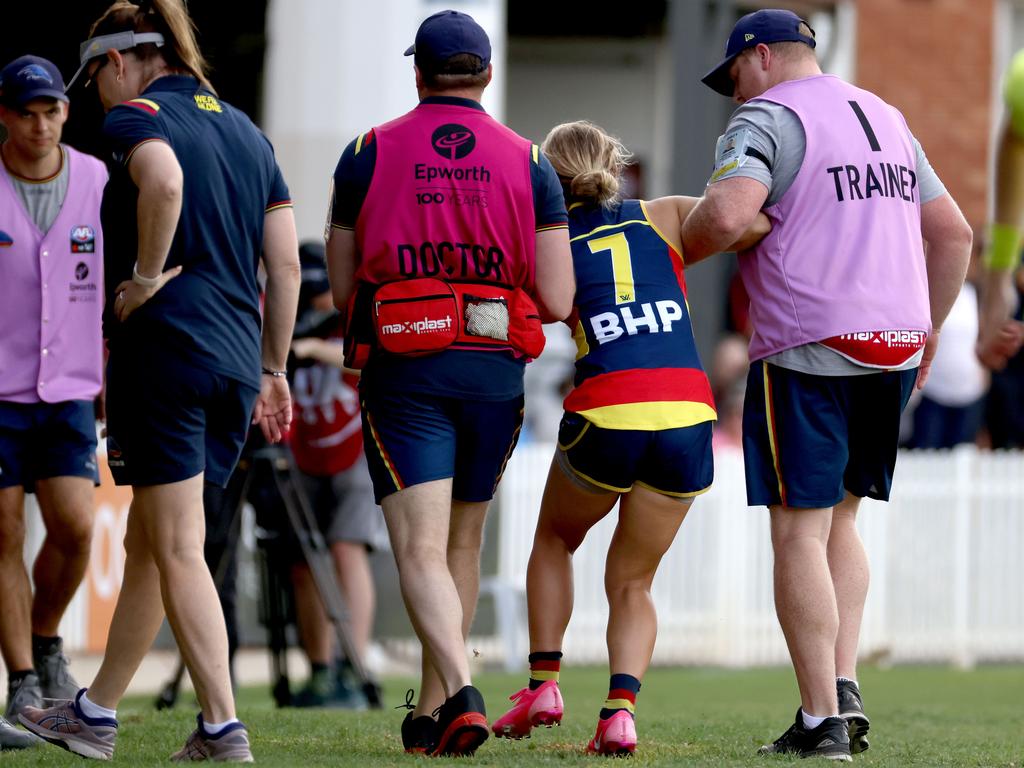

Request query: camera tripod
[{"left": 154, "top": 440, "right": 382, "bottom": 710}]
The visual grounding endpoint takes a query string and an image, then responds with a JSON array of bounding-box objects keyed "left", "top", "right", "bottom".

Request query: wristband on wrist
[
  {"left": 985, "top": 223, "right": 1023, "bottom": 270},
  {"left": 132, "top": 262, "right": 162, "bottom": 288},
  {"left": 261, "top": 367, "right": 286, "bottom": 378}
]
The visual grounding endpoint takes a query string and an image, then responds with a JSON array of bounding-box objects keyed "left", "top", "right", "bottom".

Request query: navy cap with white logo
[
  {"left": 0, "top": 55, "right": 68, "bottom": 108},
  {"left": 701, "top": 9, "right": 816, "bottom": 97}
]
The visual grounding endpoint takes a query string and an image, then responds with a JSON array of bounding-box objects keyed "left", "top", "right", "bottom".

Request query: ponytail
[
  {"left": 89, "top": 0, "right": 215, "bottom": 93},
  {"left": 542, "top": 121, "right": 632, "bottom": 208}
]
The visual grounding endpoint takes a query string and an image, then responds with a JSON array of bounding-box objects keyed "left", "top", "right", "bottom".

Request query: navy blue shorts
[
  {"left": 556, "top": 412, "right": 714, "bottom": 498},
  {"left": 742, "top": 360, "right": 916, "bottom": 509},
  {"left": 0, "top": 400, "right": 99, "bottom": 490},
  {"left": 359, "top": 389, "right": 524, "bottom": 504},
  {"left": 105, "top": 347, "right": 258, "bottom": 488}
]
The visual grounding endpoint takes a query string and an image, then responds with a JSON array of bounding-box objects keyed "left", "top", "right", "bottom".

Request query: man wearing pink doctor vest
[
  {"left": 0, "top": 55, "right": 106, "bottom": 749},
  {"left": 681, "top": 9, "right": 972, "bottom": 762}
]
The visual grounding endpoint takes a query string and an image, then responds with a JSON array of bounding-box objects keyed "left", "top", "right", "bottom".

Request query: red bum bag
[{"left": 344, "top": 278, "right": 545, "bottom": 369}]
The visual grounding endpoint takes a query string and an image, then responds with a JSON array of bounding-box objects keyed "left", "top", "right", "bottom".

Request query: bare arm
[
  {"left": 646, "top": 195, "right": 770, "bottom": 259},
  {"left": 253, "top": 206, "right": 300, "bottom": 442},
  {"left": 680, "top": 177, "right": 769, "bottom": 266},
  {"left": 114, "top": 141, "right": 184, "bottom": 320},
  {"left": 326, "top": 227, "right": 358, "bottom": 313},
  {"left": 979, "top": 122, "right": 1024, "bottom": 369},
  {"left": 917, "top": 192, "right": 973, "bottom": 389},
  {"left": 533, "top": 228, "right": 574, "bottom": 322}
]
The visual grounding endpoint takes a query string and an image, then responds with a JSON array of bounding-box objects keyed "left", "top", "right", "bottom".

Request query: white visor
[{"left": 65, "top": 31, "right": 165, "bottom": 91}]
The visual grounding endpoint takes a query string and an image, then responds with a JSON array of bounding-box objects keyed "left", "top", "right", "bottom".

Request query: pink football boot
[
  {"left": 491, "top": 680, "right": 563, "bottom": 739},
  {"left": 586, "top": 710, "right": 637, "bottom": 756}
]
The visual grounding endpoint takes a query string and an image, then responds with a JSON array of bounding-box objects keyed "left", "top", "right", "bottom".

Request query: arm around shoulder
[{"left": 680, "top": 177, "right": 768, "bottom": 266}]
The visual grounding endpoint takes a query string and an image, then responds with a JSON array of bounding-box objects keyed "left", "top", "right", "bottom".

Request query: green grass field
[{"left": 5, "top": 666, "right": 1022, "bottom": 766}]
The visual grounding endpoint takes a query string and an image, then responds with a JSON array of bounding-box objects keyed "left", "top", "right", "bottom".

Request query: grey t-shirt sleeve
[
  {"left": 707, "top": 101, "right": 806, "bottom": 207},
  {"left": 912, "top": 134, "right": 946, "bottom": 204}
]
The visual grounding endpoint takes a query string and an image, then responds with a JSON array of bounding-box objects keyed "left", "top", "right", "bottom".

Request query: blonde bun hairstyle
[{"left": 542, "top": 121, "right": 632, "bottom": 207}]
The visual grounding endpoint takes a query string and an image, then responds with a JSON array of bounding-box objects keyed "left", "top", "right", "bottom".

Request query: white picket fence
[{"left": 485, "top": 444, "right": 1024, "bottom": 670}]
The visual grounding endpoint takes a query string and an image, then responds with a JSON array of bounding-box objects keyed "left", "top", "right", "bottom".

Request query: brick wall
[{"left": 855, "top": 0, "right": 994, "bottom": 226}]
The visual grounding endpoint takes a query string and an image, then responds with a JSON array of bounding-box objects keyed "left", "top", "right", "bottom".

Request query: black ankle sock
[
  {"left": 310, "top": 661, "right": 330, "bottom": 675},
  {"left": 8, "top": 669, "right": 34, "bottom": 686},
  {"left": 32, "top": 634, "right": 61, "bottom": 657}
]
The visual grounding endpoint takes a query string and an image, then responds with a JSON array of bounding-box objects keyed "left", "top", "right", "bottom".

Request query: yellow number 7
[{"left": 588, "top": 232, "right": 635, "bottom": 305}]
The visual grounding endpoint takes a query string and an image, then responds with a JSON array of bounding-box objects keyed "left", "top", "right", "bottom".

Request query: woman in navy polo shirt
[{"left": 19, "top": 0, "right": 299, "bottom": 762}]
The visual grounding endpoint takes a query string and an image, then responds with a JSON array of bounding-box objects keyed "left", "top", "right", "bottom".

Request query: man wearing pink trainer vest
[{"left": 681, "top": 9, "right": 971, "bottom": 761}]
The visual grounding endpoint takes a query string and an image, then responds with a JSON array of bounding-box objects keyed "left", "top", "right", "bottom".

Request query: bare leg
[
  {"left": 86, "top": 504, "right": 165, "bottom": 708},
  {"left": 605, "top": 487, "right": 691, "bottom": 679},
  {"left": 413, "top": 497, "right": 489, "bottom": 717},
  {"left": 526, "top": 458, "right": 617, "bottom": 653},
  {"left": 0, "top": 486, "right": 33, "bottom": 672},
  {"left": 291, "top": 563, "right": 332, "bottom": 666},
  {"left": 135, "top": 474, "right": 235, "bottom": 722},
  {"left": 31, "top": 477, "right": 94, "bottom": 635},
  {"left": 382, "top": 479, "right": 469, "bottom": 703},
  {"left": 828, "top": 493, "right": 866, "bottom": 681},
  {"left": 770, "top": 505, "right": 839, "bottom": 717},
  {"left": 331, "top": 540, "right": 375, "bottom": 660}
]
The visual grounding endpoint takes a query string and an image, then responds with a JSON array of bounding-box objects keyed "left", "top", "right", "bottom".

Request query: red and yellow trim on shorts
[
  {"left": 491, "top": 404, "right": 525, "bottom": 496},
  {"left": 762, "top": 363, "right": 787, "bottom": 507},
  {"left": 361, "top": 399, "right": 404, "bottom": 494}
]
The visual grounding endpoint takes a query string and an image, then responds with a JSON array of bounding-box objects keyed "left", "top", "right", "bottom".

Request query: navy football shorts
[
  {"left": 0, "top": 400, "right": 99, "bottom": 490},
  {"left": 742, "top": 360, "right": 916, "bottom": 509},
  {"left": 359, "top": 389, "right": 524, "bottom": 504},
  {"left": 555, "top": 411, "right": 714, "bottom": 499},
  {"left": 105, "top": 347, "right": 258, "bottom": 488}
]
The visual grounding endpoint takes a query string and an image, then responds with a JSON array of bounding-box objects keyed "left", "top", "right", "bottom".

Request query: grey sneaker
[
  {"left": 5, "top": 672, "right": 43, "bottom": 719},
  {"left": 34, "top": 637, "right": 81, "bottom": 701},
  {"left": 0, "top": 714, "right": 40, "bottom": 750},
  {"left": 18, "top": 689, "right": 117, "bottom": 760},
  {"left": 171, "top": 715, "right": 253, "bottom": 762},
  {"left": 837, "top": 679, "right": 870, "bottom": 754}
]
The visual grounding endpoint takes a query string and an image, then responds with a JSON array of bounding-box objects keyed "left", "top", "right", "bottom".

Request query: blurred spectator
[
  {"left": 0, "top": 55, "right": 105, "bottom": 747},
  {"left": 709, "top": 334, "right": 749, "bottom": 452},
  {"left": 978, "top": 49, "right": 1024, "bottom": 447},
  {"left": 905, "top": 240, "right": 988, "bottom": 449},
  {"left": 287, "top": 243, "right": 387, "bottom": 708}
]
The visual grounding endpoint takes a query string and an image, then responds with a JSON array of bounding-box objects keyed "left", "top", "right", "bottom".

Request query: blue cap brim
[
  {"left": 6, "top": 88, "right": 69, "bottom": 106},
  {"left": 403, "top": 44, "right": 415, "bottom": 56},
  {"left": 701, "top": 56, "right": 737, "bottom": 97}
]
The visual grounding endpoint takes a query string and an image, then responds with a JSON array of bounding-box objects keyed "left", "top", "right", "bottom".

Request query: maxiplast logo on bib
[{"left": 380, "top": 314, "right": 453, "bottom": 336}]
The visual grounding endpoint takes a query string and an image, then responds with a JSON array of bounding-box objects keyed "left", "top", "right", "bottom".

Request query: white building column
[{"left": 263, "top": 0, "right": 506, "bottom": 242}]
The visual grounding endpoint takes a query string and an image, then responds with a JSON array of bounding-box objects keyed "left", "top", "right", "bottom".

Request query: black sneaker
[
  {"left": 432, "top": 685, "right": 489, "bottom": 757},
  {"left": 758, "top": 708, "right": 852, "bottom": 761},
  {"left": 837, "top": 679, "right": 870, "bottom": 754},
  {"left": 396, "top": 689, "right": 436, "bottom": 754}
]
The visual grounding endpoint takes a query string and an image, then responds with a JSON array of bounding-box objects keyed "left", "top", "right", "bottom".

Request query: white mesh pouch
[{"left": 464, "top": 296, "right": 509, "bottom": 341}]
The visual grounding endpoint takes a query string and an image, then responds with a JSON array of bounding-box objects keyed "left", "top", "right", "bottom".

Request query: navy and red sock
[
  {"left": 527, "top": 651, "right": 562, "bottom": 690},
  {"left": 599, "top": 673, "right": 641, "bottom": 719}
]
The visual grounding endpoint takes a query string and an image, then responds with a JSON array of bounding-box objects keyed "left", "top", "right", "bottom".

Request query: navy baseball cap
[
  {"left": 701, "top": 9, "right": 816, "bottom": 96},
  {"left": 0, "top": 55, "right": 69, "bottom": 108},
  {"left": 404, "top": 9, "right": 491, "bottom": 74}
]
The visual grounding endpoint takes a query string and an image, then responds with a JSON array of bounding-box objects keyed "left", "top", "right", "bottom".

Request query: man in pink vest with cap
[
  {"left": 326, "top": 9, "right": 574, "bottom": 757},
  {"left": 682, "top": 9, "right": 972, "bottom": 761},
  {"left": 0, "top": 55, "right": 107, "bottom": 749}
]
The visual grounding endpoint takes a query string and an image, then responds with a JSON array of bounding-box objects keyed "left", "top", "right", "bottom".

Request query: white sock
[
  {"left": 202, "top": 718, "right": 240, "bottom": 736},
  {"left": 801, "top": 710, "right": 831, "bottom": 730},
  {"left": 78, "top": 692, "right": 117, "bottom": 720},
  {"left": 836, "top": 676, "right": 858, "bottom": 686}
]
